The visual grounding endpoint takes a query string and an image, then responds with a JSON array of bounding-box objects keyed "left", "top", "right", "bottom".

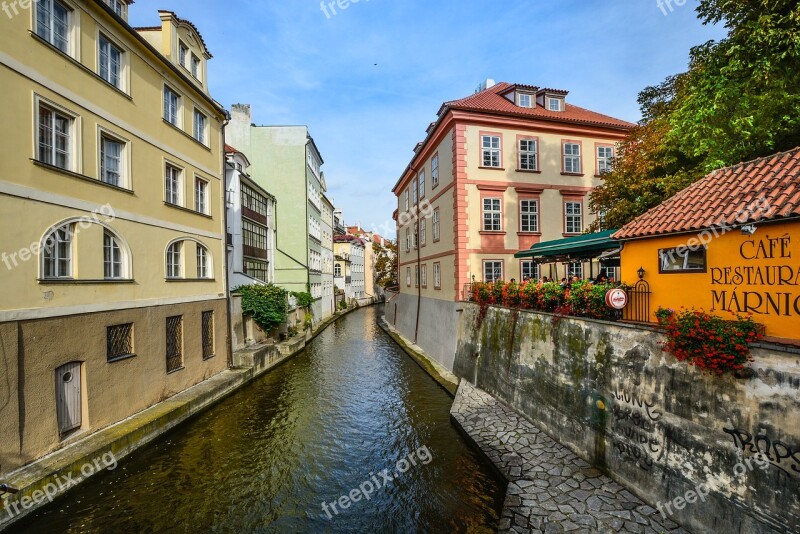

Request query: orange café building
[{"left": 614, "top": 148, "right": 800, "bottom": 344}]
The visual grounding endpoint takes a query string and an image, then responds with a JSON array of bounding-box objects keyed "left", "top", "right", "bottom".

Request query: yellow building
[
  {"left": 0, "top": 1, "right": 227, "bottom": 475},
  {"left": 389, "top": 80, "right": 632, "bottom": 369},
  {"left": 615, "top": 148, "right": 800, "bottom": 344}
]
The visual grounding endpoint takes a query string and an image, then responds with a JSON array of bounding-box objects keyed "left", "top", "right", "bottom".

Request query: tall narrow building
[{"left": 0, "top": 2, "right": 228, "bottom": 474}]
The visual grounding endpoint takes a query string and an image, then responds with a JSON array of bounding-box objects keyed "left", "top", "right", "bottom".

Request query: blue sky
[{"left": 130, "top": 1, "right": 726, "bottom": 238}]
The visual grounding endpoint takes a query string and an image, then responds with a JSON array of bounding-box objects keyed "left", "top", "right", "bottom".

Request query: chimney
[{"left": 475, "top": 78, "right": 496, "bottom": 93}]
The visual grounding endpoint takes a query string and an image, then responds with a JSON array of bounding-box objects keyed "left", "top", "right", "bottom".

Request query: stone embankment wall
[{"left": 453, "top": 304, "right": 800, "bottom": 534}]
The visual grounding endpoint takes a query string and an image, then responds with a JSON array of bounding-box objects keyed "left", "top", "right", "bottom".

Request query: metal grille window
[
  {"left": 38, "top": 103, "right": 72, "bottom": 169},
  {"left": 242, "top": 220, "right": 268, "bottom": 250},
  {"left": 99, "top": 35, "right": 122, "bottom": 88},
  {"left": 482, "top": 135, "right": 501, "bottom": 167},
  {"left": 482, "top": 198, "right": 502, "bottom": 231},
  {"left": 563, "top": 143, "right": 581, "bottom": 173},
  {"left": 43, "top": 224, "right": 73, "bottom": 278},
  {"left": 107, "top": 323, "right": 133, "bottom": 362},
  {"left": 36, "top": 0, "right": 70, "bottom": 53},
  {"left": 201, "top": 311, "right": 214, "bottom": 360},
  {"left": 565, "top": 202, "right": 583, "bottom": 234},
  {"left": 244, "top": 259, "right": 268, "bottom": 282},
  {"left": 520, "top": 200, "right": 539, "bottom": 233},
  {"left": 163, "top": 86, "right": 180, "bottom": 125},
  {"left": 166, "top": 316, "right": 183, "bottom": 373},
  {"left": 519, "top": 139, "right": 538, "bottom": 170}
]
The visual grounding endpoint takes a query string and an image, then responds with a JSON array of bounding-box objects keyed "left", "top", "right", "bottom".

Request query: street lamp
[{"left": 637, "top": 266, "right": 646, "bottom": 280}]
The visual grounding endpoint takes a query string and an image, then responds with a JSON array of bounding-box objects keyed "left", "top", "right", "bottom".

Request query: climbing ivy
[
  {"left": 291, "top": 291, "right": 314, "bottom": 309},
  {"left": 235, "top": 284, "right": 288, "bottom": 332}
]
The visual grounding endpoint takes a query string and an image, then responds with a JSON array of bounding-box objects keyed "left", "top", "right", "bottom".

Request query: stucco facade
[{"left": 0, "top": 2, "right": 227, "bottom": 474}]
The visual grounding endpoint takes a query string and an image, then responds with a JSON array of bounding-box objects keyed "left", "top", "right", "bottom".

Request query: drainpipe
[
  {"left": 412, "top": 169, "right": 422, "bottom": 344},
  {"left": 221, "top": 112, "right": 233, "bottom": 368}
]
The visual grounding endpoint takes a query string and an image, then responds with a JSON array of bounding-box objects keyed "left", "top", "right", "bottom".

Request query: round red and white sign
[{"left": 606, "top": 288, "right": 628, "bottom": 310}]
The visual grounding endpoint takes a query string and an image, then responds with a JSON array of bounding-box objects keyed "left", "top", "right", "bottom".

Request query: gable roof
[
  {"left": 613, "top": 148, "right": 800, "bottom": 241},
  {"left": 442, "top": 82, "right": 635, "bottom": 130}
]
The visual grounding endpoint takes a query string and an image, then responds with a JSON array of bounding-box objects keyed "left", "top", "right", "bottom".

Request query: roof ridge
[{"left": 710, "top": 146, "right": 800, "bottom": 176}]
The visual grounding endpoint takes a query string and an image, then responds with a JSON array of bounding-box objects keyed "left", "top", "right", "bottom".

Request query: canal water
[{"left": 17, "top": 306, "right": 504, "bottom": 533}]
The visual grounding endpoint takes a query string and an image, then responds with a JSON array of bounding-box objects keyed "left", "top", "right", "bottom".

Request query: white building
[{"left": 225, "top": 145, "right": 276, "bottom": 289}]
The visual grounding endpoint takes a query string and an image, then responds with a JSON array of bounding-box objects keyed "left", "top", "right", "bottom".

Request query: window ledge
[
  {"left": 518, "top": 232, "right": 542, "bottom": 236},
  {"left": 202, "top": 354, "right": 216, "bottom": 361},
  {"left": 480, "top": 231, "right": 506, "bottom": 235},
  {"left": 162, "top": 119, "right": 212, "bottom": 151},
  {"left": 38, "top": 279, "right": 135, "bottom": 285},
  {"left": 164, "top": 201, "right": 213, "bottom": 219},
  {"left": 479, "top": 166, "right": 505, "bottom": 171},
  {"left": 107, "top": 353, "right": 137, "bottom": 364},
  {"left": 516, "top": 169, "right": 542, "bottom": 174},
  {"left": 561, "top": 172, "right": 585, "bottom": 177},
  {"left": 167, "top": 366, "right": 185, "bottom": 375},
  {"left": 562, "top": 233, "right": 583, "bottom": 238},
  {"left": 166, "top": 278, "right": 216, "bottom": 282},
  {"left": 32, "top": 160, "right": 135, "bottom": 194},
  {"left": 30, "top": 32, "right": 133, "bottom": 101}
]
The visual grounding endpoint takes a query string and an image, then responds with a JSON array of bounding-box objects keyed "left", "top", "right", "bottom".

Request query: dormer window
[
  {"left": 178, "top": 41, "right": 188, "bottom": 68},
  {"left": 518, "top": 93, "right": 533, "bottom": 108},
  {"left": 547, "top": 97, "right": 564, "bottom": 112},
  {"left": 191, "top": 54, "right": 200, "bottom": 79},
  {"left": 105, "top": 0, "right": 127, "bottom": 19}
]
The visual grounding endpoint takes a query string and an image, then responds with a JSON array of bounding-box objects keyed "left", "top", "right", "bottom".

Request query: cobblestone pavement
[{"left": 451, "top": 381, "right": 691, "bottom": 534}]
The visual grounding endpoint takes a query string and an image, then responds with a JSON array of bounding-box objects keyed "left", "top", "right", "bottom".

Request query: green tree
[
  {"left": 590, "top": 0, "right": 800, "bottom": 230},
  {"left": 373, "top": 240, "right": 398, "bottom": 288}
]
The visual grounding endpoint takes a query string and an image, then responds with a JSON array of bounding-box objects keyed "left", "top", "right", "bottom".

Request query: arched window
[
  {"left": 104, "top": 231, "right": 127, "bottom": 279},
  {"left": 166, "top": 241, "right": 183, "bottom": 278},
  {"left": 42, "top": 223, "right": 74, "bottom": 279},
  {"left": 196, "top": 244, "right": 211, "bottom": 279}
]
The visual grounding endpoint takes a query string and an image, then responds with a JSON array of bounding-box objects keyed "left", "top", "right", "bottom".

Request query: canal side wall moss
[
  {"left": 0, "top": 305, "right": 360, "bottom": 531},
  {"left": 453, "top": 303, "right": 800, "bottom": 534}
]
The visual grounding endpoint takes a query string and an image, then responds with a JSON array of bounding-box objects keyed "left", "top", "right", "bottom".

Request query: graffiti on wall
[
  {"left": 611, "top": 390, "right": 665, "bottom": 470},
  {"left": 723, "top": 427, "right": 800, "bottom": 476}
]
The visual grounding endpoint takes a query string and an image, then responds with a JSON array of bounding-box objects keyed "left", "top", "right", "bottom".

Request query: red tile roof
[
  {"left": 443, "top": 82, "right": 635, "bottom": 130},
  {"left": 613, "top": 148, "right": 800, "bottom": 240}
]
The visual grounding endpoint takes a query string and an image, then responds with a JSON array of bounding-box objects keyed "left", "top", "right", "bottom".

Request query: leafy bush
[
  {"left": 656, "top": 307, "right": 763, "bottom": 376},
  {"left": 235, "top": 284, "right": 287, "bottom": 332},
  {"left": 292, "top": 291, "right": 314, "bottom": 309},
  {"left": 303, "top": 313, "right": 314, "bottom": 331}
]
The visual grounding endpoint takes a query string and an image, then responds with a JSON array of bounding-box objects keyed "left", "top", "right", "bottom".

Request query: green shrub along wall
[{"left": 453, "top": 303, "right": 800, "bottom": 534}]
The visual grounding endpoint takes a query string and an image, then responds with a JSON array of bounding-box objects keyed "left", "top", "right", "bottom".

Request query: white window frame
[
  {"left": 420, "top": 218, "right": 426, "bottom": 246},
  {"left": 519, "top": 138, "right": 538, "bottom": 171},
  {"left": 194, "top": 176, "right": 209, "bottom": 214},
  {"left": 548, "top": 97, "right": 563, "bottom": 112},
  {"left": 178, "top": 41, "right": 189, "bottom": 68},
  {"left": 483, "top": 261, "right": 503, "bottom": 283},
  {"left": 433, "top": 262, "right": 441, "bottom": 289},
  {"left": 421, "top": 264, "right": 427, "bottom": 288},
  {"left": 521, "top": 260, "right": 539, "bottom": 282},
  {"left": 103, "top": 231, "right": 128, "bottom": 280},
  {"left": 406, "top": 267, "right": 411, "bottom": 287},
  {"left": 431, "top": 154, "right": 439, "bottom": 187},
  {"left": 163, "top": 85, "right": 181, "bottom": 126},
  {"left": 165, "top": 163, "right": 183, "bottom": 206},
  {"left": 565, "top": 201, "right": 583, "bottom": 234},
  {"left": 481, "top": 135, "right": 501, "bottom": 168},
  {"left": 405, "top": 228, "right": 411, "bottom": 252},
  {"left": 35, "top": 0, "right": 77, "bottom": 57},
  {"left": 433, "top": 208, "right": 440, "bottom": 241},
  {"left": 520, "top": 199, "right": 539, "bottom": 233},
  {"left": 98, "top": 33, "right": 124, "bottom": 90},
  {"left": 41, "top": 223, "right": 74, "bottom": 279},
  {"left": 166, "top": 241, "right": 183, "bottom": 279},
  {"left": 418, "top": 170, "right": 425, "bottom": 199},
  {"left": 99, "top": 130, "right": 127, "bottom": 187},
  {"left": 196, "top": 244, "right": 211, "bottom": 279},
  {"left": 105, "top": 0, "right": 127, "bottom": 18},
  {"left": 404, "top": 189, "right": 409, "bottom": 212},
  {"left": 36, "top": 97, "right": 78, "bottom": 172},
  {"left": 518, "top": 93, "right": 533, "bottom": 108},
  {"left": 191, "top": 54, "right": 201, "bottom": 79},
  {"left": 568, "top": 263, "right": 584, "bottom": 279},
  {"left": 412, "top": 178, "right": 418, "bottom": 206},
  {"left": 193, "top": 109, "right": 208, "bottom": 145},
  {"left": 482, "top": 198, "right": 502, "bottom": 232},
  {"left": 597, "top": 145, "right": 614, "bottom": 175},
  {"left": 563, "top": 143, "right": 581, "bottom": 174}
]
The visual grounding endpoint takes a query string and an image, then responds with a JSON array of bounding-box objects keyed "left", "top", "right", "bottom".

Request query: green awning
[{"left": 514, "top": 229, "right": 620, "bottom": 262}]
